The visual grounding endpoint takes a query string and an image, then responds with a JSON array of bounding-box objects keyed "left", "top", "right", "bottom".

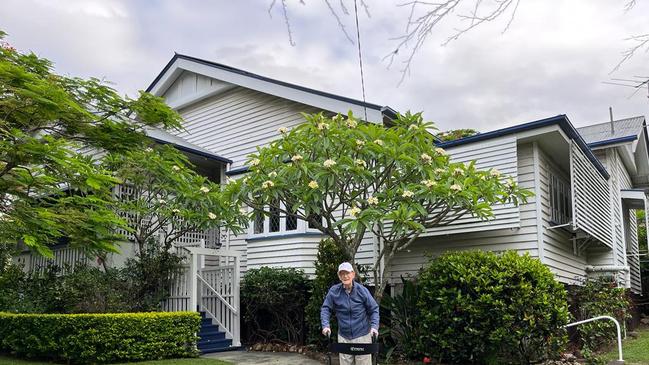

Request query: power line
[{"left": 353, "top": 0, "right": 368, "bottom": 122}]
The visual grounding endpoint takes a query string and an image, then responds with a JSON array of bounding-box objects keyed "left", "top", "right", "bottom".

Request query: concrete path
[{"left": 203, "top": 350, "right": 326, "bottom": 365}]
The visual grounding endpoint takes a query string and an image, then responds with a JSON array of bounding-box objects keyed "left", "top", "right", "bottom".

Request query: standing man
[{"left": 321, "top": 262, "right": 379, "bottom": 365}]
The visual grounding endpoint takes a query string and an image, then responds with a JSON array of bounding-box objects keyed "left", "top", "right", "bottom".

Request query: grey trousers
[{"left": 337, "top": 332, "right": 372, "bottom": 365}]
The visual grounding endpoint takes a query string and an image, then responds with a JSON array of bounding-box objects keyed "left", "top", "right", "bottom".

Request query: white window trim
[{"left": 248, "top": 203, "right": 307, "bottom": 238}]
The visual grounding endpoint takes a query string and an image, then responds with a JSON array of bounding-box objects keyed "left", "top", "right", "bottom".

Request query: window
[
  {"left": 549, "top": 172, "right": 572, "bottom": 225},
  {"left": 253, "top": 210, "right": 264, "bottom": 234},
  {"left": 249, "top": 201, "right": 300, "bottom": 237}
]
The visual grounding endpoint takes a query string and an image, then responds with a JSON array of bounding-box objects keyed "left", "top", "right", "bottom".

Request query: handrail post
[
  {"left": 563, "top": 315, "right": 624, "bottom": 363},
  {"left": 233, "top": 255, "right": 241, "bottom": 347},
  {"left": 189, "top": 251, "right": 198, "bottom": 312}
]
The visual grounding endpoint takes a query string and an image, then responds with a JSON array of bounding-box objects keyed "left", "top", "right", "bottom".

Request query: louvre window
[{"left": 549, "top": 172, "right": 572, "bottom": 225}]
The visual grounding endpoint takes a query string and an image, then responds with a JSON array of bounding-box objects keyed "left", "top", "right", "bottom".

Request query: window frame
[
  {"left": 548, "top": 170, "right": 572, "bottom": 226},
  {"left": 248, "top": 202, "right": 307, "bottom": 238}
]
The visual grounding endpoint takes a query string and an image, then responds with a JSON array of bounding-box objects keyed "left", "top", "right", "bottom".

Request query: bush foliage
[
  {"left": 417, "top": 251, "right": 569, "bottom": 364},
  {"left": 569, "top": 277, "right": 631, "bottom": 359},
  {"left": 241, "top": 266, "right": 310, "bottom": 344},
  {"left": 0, "top": 258, "right": 181, "bottom": 313},
  {"left": 380, "top": 277, "right": 424, "bottom": 361},
  {"left": 0, "top": 311, "right": 200, "bottom": 363}
]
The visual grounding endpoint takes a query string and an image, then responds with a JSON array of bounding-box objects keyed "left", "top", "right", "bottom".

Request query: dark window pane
[
  {"left": 270, "top": 200, "right": 280, "bottom": 232},
  {"left": 286, "top": 214, "right": 298, "bottom": 231},
  {"left": 254, "top": 211, "right": 264, "bottom": 234}
]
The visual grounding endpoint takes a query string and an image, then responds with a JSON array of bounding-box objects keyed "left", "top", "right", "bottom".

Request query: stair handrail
[
  {"left": 197, "top": 274, "right": 238, "bottom": 313},
  {"left": 184, "top": 246, "right": 241, "bottom": 348},
  {"left": 563, "top": 315, "right": 624, "bottom": 363}
]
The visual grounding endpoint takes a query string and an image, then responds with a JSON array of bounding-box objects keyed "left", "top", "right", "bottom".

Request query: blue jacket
[{"left": 320, "top": 282, "right": 379, "bottom": 340}]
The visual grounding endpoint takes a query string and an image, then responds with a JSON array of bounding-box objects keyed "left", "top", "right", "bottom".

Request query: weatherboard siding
[
  {"left": 389, "top": 143, "right": 539, "bottom": 281},
  {"left": 422, "top": 136, "right": 521, "bottom": 236},
  {"left": 172, "top": 86, "right": 320, "bottom": 169}
]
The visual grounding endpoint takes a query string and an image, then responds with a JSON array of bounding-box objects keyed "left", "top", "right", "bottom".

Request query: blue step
[
  {"left": 197, "top": 311, "right": 233, "bottom": 354},
  {"left": 199, "top": 330, "right": 225, "bottom": 341}
]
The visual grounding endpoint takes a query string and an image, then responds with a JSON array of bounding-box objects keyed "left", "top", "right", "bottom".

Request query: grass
[
  {"left": 0, "top": 356, "right": 232, "bottom": 365},
  {"left": 602, "top": 325, "right": 649, "bottom": 364}
]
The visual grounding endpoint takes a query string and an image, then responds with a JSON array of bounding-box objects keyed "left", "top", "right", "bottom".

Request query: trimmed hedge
[
  {"left": 0, "top": 311, "right": 200, "bottom": 364},
  {"left": 417, "top": 251, "right": 569, "bottom": 364}
]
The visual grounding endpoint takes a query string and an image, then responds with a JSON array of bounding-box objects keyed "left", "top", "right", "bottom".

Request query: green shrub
[
  {"left": 0, "top": 311, "right": 200, "bottom": 363},
  {"left": 417, "top": 251, "right": 569, "bottom": 365},
  {"left": 0, "top": 252, "right": 182, "bottom": 314},
  {"left": 241, "top": 266, "right": 310, "bottom": 344},
  {"left": 305, "top": 239, "right": 351, "bottom": 349},
  {"left": 121, "top": 248, "right": 184, "bottom": 312},
  {"left": 380, "top": 277, "right": 424, "bottom": 361},
  {"left": 569, "top": 277, "right": 631, "bottom": 359}
]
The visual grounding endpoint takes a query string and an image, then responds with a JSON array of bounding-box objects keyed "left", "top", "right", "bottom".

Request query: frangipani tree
[
  {"left": 228, "top": 111, "right": 533, "bottom": 300},
  {"left": 103, "top": 145, "right": 248, "bottom": 255}
]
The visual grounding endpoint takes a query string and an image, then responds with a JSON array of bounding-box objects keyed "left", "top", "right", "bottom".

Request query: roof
[
  {"left": 146, "top": 53, "right": 398, "bottom": 120},
  {"left": 145, "top": 127, "right": 232, "bottom": 164},
  {"left": 436, "top": 115, "right": 610, "bottom": 179},
  {"left": 576, "top": 116, "right": 645, "bottom": 145}
]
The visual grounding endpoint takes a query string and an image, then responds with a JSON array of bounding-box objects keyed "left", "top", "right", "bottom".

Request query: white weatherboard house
[{"left": 16, "top": 54, "right": 649, "bottom": 351}]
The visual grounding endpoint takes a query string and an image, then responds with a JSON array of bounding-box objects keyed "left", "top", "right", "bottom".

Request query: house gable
[{"left": 147, "top": 53, "right": 394, "bottom": 123}]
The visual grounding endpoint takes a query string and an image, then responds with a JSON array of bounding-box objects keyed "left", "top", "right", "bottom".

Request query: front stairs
[{"left": 198, "top": 311, "right": 233, "bottom": 354}]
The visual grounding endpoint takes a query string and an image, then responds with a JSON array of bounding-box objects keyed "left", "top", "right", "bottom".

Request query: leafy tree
[
  {"left": 0, "top": 32, "right": 183, "bottom": 258},
  {"left": 101, "top": 145, "right": 248, "bottom": 310},
  {"left": 435, "top": 128, "right": 479, "bottom": 142},
  {"left": 103, "top": 145, "right": 247, "bottom": 255},
  {"left": 228, "top": 111, "right": 533, "bottom": 301}
]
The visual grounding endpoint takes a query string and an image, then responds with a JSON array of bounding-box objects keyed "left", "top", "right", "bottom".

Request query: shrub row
[
  {"left": 0, "top": 311, "right": 200, "bottom": 364},
  {"left": 241, "top": 266, "right": 310, "bottom": 344}
]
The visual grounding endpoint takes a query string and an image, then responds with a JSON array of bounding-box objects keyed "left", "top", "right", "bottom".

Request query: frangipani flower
[
  {"left": 308, "top": 180, "right": 319, "bottom": 189},
  {"left": 323, "top": 159, "right": 336, "bottom": 168}
]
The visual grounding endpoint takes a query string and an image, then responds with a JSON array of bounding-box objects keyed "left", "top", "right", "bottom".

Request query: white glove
[
  {"left": 370, "top": 328, "right": 379, "bottom": 337},
  {"left": 322, "top": 327, "right": 331, "bottom": 336}
]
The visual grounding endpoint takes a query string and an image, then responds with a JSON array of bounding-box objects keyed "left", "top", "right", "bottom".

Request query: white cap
[{"left": 338, "top": 262, "right": 354, "bottom": 273}]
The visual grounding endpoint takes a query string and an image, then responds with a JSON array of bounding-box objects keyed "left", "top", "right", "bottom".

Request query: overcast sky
[{"left": 2, "top": 0, "right": 648, "bottom": 132}]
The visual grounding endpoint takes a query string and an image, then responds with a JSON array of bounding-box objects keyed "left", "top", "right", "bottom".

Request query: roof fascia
[
  {"left": 587, "top": 135, "right": 637, "bottom": 149},
  {"left": 150, "top": 137, "right": 232, "bottom": 164},
  {"left": 436, "top": 115, "right": 610, "bottom": 179}
]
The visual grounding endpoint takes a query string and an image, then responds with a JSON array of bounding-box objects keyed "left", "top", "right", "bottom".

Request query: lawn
[
  {"left": 0, "top": 356, "right": 231, "bottom": 365},
  {"left": 602, "top": 325, "right": 649, "bottom": 364}
]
